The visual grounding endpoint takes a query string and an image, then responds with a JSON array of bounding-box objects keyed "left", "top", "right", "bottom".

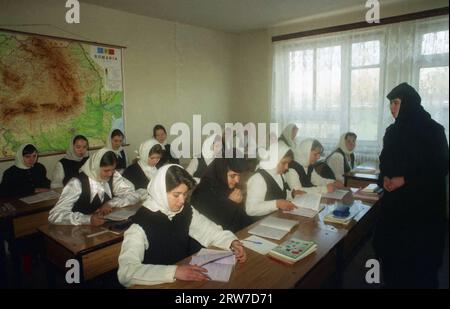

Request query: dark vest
[
  {"left": 256, "top": 169, "right": 289, "bottom": 201},
  {"left": 289, "top": 160, "right": 315, "bottom": 187},
  {"left": 193, "top": 156, "right": 208, "bottom": 179},
  {"left": 122, "top": 163, "right": 149, "bottom": 190},
  {"left": 115, "top": 150, "right": 127, "bottom": 170},
  {"left": 60, "top": 157, "right": 88, "bottom": 186},
  {"left": 72, "top": 172, "right": 113, "bottom": 214},
  {"left": 132, "top": 205, "right": 202, "bottom": 265},
  {"left": 327, "top": 148, "right": 355, "bottom": 173}
]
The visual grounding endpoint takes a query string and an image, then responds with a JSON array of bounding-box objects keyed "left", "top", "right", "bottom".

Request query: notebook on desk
[
  {"left": 190, "top": 249, "right": 235, "bottom": 282},
  {"left": 248, "top": 216, "right": 298, "bottom": 240},
  {"left": 19, "top": 190, "right": 60, "bottom": 204}
]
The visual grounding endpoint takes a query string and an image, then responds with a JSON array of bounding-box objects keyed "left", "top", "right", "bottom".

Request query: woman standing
[{"left": 373, "top": 83, "right": 449, "bottom": 288}]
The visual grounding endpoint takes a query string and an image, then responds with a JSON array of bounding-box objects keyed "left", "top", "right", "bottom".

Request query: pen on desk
[
  {"left": 86, "top": 229, "right": 110, "bottom": 238},
  {"left": 242, "top": 239, "right": 263, "bottom": 245}
]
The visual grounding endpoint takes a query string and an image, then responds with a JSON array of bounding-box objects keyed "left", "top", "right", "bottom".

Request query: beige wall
[
  {"left": 231, "top": 0, "right": 449, "bottom": 125},
  {"left": 0, "top": 0, "right": 238, "bottom": 178}
]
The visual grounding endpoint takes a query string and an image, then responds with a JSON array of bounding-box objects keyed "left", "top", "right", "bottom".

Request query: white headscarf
[
  {"left": 259, "top": 141, "right": 291, "bottom": 171},
  {"left": 136, "top": 139, "right": 161, "bottom": 180},
  {"left": 64, "top": 136, "right": 89, "bottom": 162},
  {"left": 106, "top": 129, "right": 124, "bottom": 157},
  {"left": 294, "top": 138, "right": 314, "bottom": 167},
  {"left": 143, "top": 164, "right": 185, "bottom": 220},
  {"left": 201, "top": 133, "right": 221, "bottom": 166},
  {"left": 14, "top": 144, "right": 37, "bottom": 170},
  {"left": 280, "top": 123, "right": 298, "bottom": 148},
  {"left": 337, "top": 133, "right": 354, "bottom": 155},
  {"left": 80, "top": 148, "right": 114, "bottom": 183}
]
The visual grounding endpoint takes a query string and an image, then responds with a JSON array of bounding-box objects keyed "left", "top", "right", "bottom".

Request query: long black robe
[
  {"left": 373, "top": 83, "right": 449, "bottom": 288},
  {"left": 190, "top": 158, "right": 255, "bottom": 233},
  {"left": 0, "top": 163, "right": 51, "bottom": 198}
]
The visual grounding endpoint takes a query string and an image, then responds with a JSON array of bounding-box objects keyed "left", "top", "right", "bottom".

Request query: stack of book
[
  {"left": 352, "top": 184, "right": 382, "bottom": 201},
  {"left": 323, "top": 202, "right": 364, "bottom": 226}
]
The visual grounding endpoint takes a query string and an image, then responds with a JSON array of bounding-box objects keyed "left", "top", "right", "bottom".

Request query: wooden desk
[
  {"left": 38, "top": 204, "right": 140, "bottom": 284},
  {"left": 0, "top": 191, "right": 61, "bottom": 287},
  {"left": 344, "top": 162, "right": 379, "bottom": 188},
  {"left": 134, "top": 193, "right": 379, "bottom": 289}
]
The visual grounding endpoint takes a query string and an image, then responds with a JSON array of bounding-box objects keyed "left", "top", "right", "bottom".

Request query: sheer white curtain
[{"left": 272, "top": 15, "right": 449, "bottom": 163}]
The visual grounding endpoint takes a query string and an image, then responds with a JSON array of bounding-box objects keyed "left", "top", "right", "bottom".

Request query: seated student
[
  {"left": 326, "top": 132, "right": 357, "bottom": 183},
  {"left": 278, "top": 123, "right": 299, "bottom": 148},
  {"left": 186, "top": 133, "right": 222, "bottom": 183},
  {"left": 286, "top": 139, "right": 344, "bottom": 194},
  {"left": 117, "top": 164, "right": 246, "bottom": 287},
  {"left": 48, "top": 148, "right": 140, "bottom": 226},
  {"left": 191, "top": 157, "right": 255, "bottom": 233},
  {"left": 122, "top": 139, "right": 163, "bottom": 196},
  {"left": 0, "top": 144, "right": 51, "bottom": 198},
  {"left": 153, "top": 124, "right": 180, "bottom": 168},
  {"left": 51, "top": 135, "right": 89, "bottom": 188},
  {"left": 245, "top": 141, "right": 303, "bottom": 217},
  {"left": 107, "top": 129, "right": 128, "bottom": 172}
]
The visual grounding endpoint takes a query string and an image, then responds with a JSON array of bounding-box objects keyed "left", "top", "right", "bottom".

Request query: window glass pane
[
  {"left": 316, "top": 46, "right": 341, "bottom": 111},
  {"left": 350, "top": 68, "right": 380, "bottom": 141},
  {"left": 419, "top": 66, "right": 449, "bottom": 139},
  {"left": 352, "top": 40, "right": 380, "bottom": 67},
  {"left": 421, "top": 31, "right": 449, "bottom": 55},
  {"left": 289, "top": 50, "right": 313, "bottom": 110}
]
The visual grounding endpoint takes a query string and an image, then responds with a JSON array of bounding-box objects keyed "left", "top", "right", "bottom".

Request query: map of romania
[{"left": 0, "top": 30, "right": 124, "bottom": 159}]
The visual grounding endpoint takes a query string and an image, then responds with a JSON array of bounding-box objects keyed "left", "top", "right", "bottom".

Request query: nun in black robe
[
  {"left": 373, "top": 82, "right": 449, "bottom": 288},
  {"left": 191, "top": 157, "right": 255, "bottom": 233}
]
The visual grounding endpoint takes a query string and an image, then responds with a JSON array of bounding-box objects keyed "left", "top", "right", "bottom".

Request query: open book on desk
[
  {"left": 284, "top": 193, "right": 324, "bottom": 218},
  {"left": 248, "top": 216, "right": 298, "bottom": 240},
  {"left": 321, "top": 189, "right": 349, "bottom": 200},
  {"left": 190, "top": 249, "right": 235, "bottom": 282},
  {"left": 20, "top": 190, "right": 60, "bottom": 204},
  {"left": 103, "top": 207, "right": 139, "bottom": 221}
]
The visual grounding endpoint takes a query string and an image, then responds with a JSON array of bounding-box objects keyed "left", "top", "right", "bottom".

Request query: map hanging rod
[{"left": 0, "top": 24, "right": 126, "bottom": 49}]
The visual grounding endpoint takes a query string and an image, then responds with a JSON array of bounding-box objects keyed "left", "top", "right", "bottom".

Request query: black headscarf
[
  {"left": 387, "top": 82, "right": 431, "bottom": 127},
  {"left": 200, "top": 157, "right": 247, "bottom": 196}
]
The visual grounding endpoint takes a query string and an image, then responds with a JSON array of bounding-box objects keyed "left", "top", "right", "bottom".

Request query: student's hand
[
  {"left": 326, "top": 183, "right": 336, "bottom": 193},
  {"left": 35, "top": 188, "right": 50, "bottom": 193},
  {"left": 334, "top": 181, "right": 345, "bottom": 189},
  {"left": 96, "top": 203, "right": 113, "bottom": 216},
  {"left": 231, "top": 240, "right": 247, "bottom": 263},
  {"left": 228, "top": 189, "right": 243, "bottom": 204},
  {"left": 386, "top": 176, "right": 405, "bottom": 192},
  {"left": 276, "top": 199, "right": 297, "bottom": 211},
  {"left": 291, "top": 190, "right": 306, "bottom": 197},
  {"left": 175, "top": 265, "right": 210, "bottom": 281},
  {"left": 90, "top": 214, "right": 106, "bottom": 226}
]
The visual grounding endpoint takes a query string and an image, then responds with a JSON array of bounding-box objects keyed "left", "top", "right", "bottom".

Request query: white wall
[{"left": 0, "top": 0, "right": 238, "bottom": 178}]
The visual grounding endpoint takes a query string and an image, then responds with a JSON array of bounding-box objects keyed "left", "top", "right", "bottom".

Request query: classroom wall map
[{"left": 0, "top": 30, "right": 124, "bottom": 159}]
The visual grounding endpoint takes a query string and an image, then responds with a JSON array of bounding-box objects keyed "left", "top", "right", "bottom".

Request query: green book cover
[{"left": 271, "top": 237, "right": 316, "bottom": 260}]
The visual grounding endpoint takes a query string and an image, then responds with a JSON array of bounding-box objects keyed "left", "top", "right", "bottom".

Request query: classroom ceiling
[{"left": 80, "top": 0, "right": 395, "bottom": 33}]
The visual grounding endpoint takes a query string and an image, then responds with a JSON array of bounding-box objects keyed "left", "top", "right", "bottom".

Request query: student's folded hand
[
  {"left": 228, "top": 189, "right": 243, "bottom": 204},
  {"left": 327, "top": 183, "right": 336, "bottom": 193},
  {"left": 90, "top": 213, "right": 105, "bottom": 226},
  {"left": 175, "top": 265, "right": 210, "bottom": 281},
  {"left": 96, "top": 203, "right": 113, "bottom": 216},
  {"left": 334, "top": 181, "right": 345, "bottom": 189},
  {"left": 231, "top": 240, "right": 247, "bottom": 263},
  {"left": 276, "top": 199, "right": 297, "bottom": 211},
  {"left": 291, "top": 189, "right": 306, "bottom": 197}
]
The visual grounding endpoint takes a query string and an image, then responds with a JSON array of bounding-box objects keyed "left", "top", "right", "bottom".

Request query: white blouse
[
  {"left": 327, "top": 152, "right": 348, "bottom": 183},
  {"left": 50, "top": 162, "right": 65, "bottom": 189},
  {"left": 117, "top": 207, "right": 237, "bottom": 287},
  {"left": 245, "top": 169, "right": 293, "bottom": 217},
  {"left": 48, "top": 171, "right": 140, "bottom": 225}
]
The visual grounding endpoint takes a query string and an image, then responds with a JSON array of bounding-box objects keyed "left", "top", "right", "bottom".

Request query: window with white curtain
[{"left": 272, "top": 15, "right": 449, "bottom": 163}]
